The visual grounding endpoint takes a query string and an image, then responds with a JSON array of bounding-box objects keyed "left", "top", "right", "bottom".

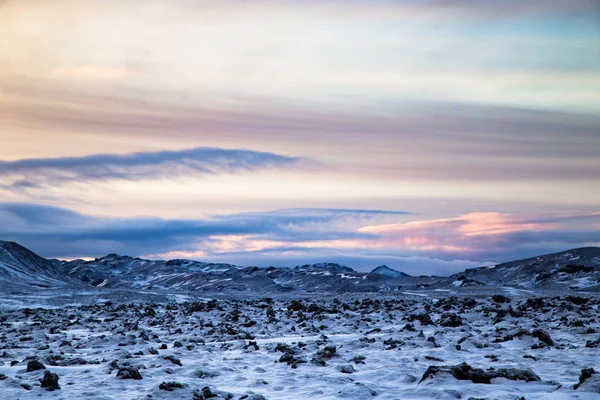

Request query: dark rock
[
  {"left": 116, "top": 366, "right": 143, "bottom": 380},
  {"left": 585, "top": 338, "right": 600, "bottom": 348},
  {"left": 419, "top": 362, "right": 541, "bottom": 384},
  {"left": 289, "top": 300, "right": 304, "bottom": 312},
  {"left": 40, "top": 370, "right": 60, "bottom": 391},
  {"left": 195, "top": 369, "right": 219, "bottom": 379},
  {"left": 408, "top": 313, "right": 434, "bottom": 326},
  {"left": 26, "top": 360, "right": 46, "bottom": 372},
  {"left": 317, "top": 346, "right": 337, "bottom": 360},
  {"left": 440, "top": 313, "right": 463, "bottom": 327},
  {"left": 492, "top": 295, "right": 509, "bottom": 303},
  {"left": 244, "top": 341, "right": 260, "bottom": 351},
  {"left": 531, "top": 329, "right": 554, "bottom": 347},
  {"left": 577, "top": 375, "right": 600, "bottom": 393},
  {"left": 163, "top": 355, "right": 182, "bottom": 366},
  {"left": 194, "top": 386, "right": 218, "bottom": 399},
  {"left": 339, "top": 364, "right": 355, "bottom": 374},
  {"left": 351, "top": 355, "right": 366, "bottom": 364},
  {"left": 159, "top": 381, "right": 184, "bottom": 391},
  {"left": 574, "top": 368, "right": 597, "bottom": 390}
]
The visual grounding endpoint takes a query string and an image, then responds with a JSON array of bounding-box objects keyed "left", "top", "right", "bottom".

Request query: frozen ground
[{"left": 0, "top": 289, "right": 599, "bottom": 400}]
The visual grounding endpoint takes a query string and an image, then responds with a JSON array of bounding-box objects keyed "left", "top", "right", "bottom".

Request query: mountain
[
  {"left": 450, "top": 247, "right": 600, "bottom": 290},
  {"left": 2, "top": 240, "right": 599, "bottom": 293},
  {"left": 58, "top": 253, "right": 243, "bottom": 289},
  {"left": 0, "top": 240, "right": 76, "bottom": 289},
  {"left": 370, "top": 265, "right": 410, "bottom": 278},
  {"left": 57, "top": 255, "right": 427, "bottom": 292}
]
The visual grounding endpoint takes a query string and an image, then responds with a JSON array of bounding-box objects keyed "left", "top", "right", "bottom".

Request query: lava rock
[
  {"left": 26, "top": 360, "right": 46, "bottom": 372},
  {"left": 116, "top": 366, "right": 143, "bottom": 380},
  {"left": 159, "top": 381, "right": 184, "bottom": 391},
  {"left": 40, "top": 370, "right": 61, "bottom": 391},
  {"left": 575, "top": 368, "right": 597, "bottom": 390},
  {"left": 419, "top": 362, "right": 541, "bottom": 384},
  {"left": 339, "top": 364, "right": 355, "bottom": 374},
  {"left": 163, "top": 355, "right": 182, "bottom": 366},
  {"left": 440, "top": 313, "right": 463, "bottom": 327},
  {"left": 531, "top": 329, "right": 554, "bottom": 347}
]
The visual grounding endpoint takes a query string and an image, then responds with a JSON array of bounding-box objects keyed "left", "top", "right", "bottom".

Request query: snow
[{"left": 0, "top": 290, "right": 599, "bottom": 399}]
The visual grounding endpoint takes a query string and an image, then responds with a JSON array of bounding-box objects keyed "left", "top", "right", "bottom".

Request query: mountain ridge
[{"left": 1, "top": 240, "right": 599, "bottom": 292}]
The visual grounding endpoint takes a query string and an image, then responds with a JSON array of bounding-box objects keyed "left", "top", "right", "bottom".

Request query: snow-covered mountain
[
  {"left": 57, "top": 254, "right": 429, "bottom": 292},
  {"left": 370, "top": 265, "right": 410, "bottom": 278},
  {"left": 450, "top": 247, "right": 600, "bottom": 290},
  {"left": 1, "top": 240, "right": 599, "bottom": 293},
  {"left": 58, "top": 254, "right": 242, "bottom": 289},
  {"left": 0, "top": 241, "right": 76, "bottom": 289}
]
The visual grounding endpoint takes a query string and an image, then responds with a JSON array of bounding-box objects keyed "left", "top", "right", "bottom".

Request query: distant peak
[
  {"left": 98, "top": 253, "right": 132, "bottom": 261},
  {"left": 296, "top": 263, "right": 355, "bottom": 273},
  {"left": 371, "top": 265, "right": 410, "bottom": 278}
]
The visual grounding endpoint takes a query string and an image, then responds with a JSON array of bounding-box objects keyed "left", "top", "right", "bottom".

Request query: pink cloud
[
  {"left": 143, "top": 211, "right": 600, "bottom": 264},
  {"left": 357, "top": 212, "right": 600, "bottom": 255}
]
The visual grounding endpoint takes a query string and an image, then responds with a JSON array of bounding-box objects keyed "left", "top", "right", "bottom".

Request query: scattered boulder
[
  {"left": 26, "top": 360, "right": 46, "bottom": 372},
  {"left": 575, "top": 368, "right": 597, "bottom": 390},
  {"left": 420, "top": 362, "right": 541, "bottom": 384},
  {"left": 440, "top": 313, "right": 463, "bottom": 327},
  {"left": 339, "top": 364, "right": 355, "bottom": 374},
  {"left": 531, "top": 329, "right": 554, "bottom": 347},
  {"left": 40, "top": 370, "right": 60, "bottom": 391},
  {"left": 193, "top": 386, "right": 219, "bottom": 399},
  {"left": 408, "top": 313, "right": 434, "bottom": 326},
  {"left": 492, "top": 295, "right": 509, "bottom": 303},
  {"left": 577, "top": 375, "right": 600, "bottom": 393},
  {"left": 317, "top": 346, "right": 337, "bottom": 360},
  {"left": 159, "top": 381, "right": 184, "bottom": 391},
  {"left": 163, "top": 355, "right": 183, "bottom": 366},
  {"left": 116, "top": 366, "right": 143, "bottom": 380}
]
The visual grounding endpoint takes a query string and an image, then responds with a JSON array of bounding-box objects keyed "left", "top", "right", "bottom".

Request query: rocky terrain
[{"left": 0, "top": 291, "right": 599, "bottom": 399}]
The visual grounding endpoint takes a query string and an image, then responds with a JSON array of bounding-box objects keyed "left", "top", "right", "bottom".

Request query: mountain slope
[
  {"left": 0, "top": 241, "right": 76, "bottom": 288},
  {"left": 452, "top": 247, "right": 600, "bottom": 289},
  {"left": 370, "top": 265, "right": 410, "bottom": 278},
  {"left": 58, "top": 254, "right": 434, "bottom": 292}
]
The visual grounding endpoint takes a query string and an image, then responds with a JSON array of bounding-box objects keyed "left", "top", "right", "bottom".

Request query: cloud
[
  {"left": 0, "top": 202, "right": 402, "bottom": 259},
  {"left": 0, "top": 147, "right": 310, "bottom": 189},
  {"left": 1, "top": 202, "right": 598, "bottom": 275},
  {"left": 51, "top": 65, "right": 129, "bottom": 80},
  {"left": 358, "top": 212, "right": 600, "bottom": 262}
]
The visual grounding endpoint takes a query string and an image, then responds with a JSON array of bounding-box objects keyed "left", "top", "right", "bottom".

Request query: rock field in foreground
[{"left": 0, "top": 292, "right": 599, "bottom": 399}]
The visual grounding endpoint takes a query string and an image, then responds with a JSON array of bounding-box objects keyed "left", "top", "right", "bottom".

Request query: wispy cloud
[
  {"left": 0, "top": 202, "right": 396, "bottom": 258},
  {"left": 0, "top": 147, "right": 310, "bottom": 189}
]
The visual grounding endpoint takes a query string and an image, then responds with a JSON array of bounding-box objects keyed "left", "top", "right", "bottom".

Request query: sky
[{"left": 1, "top": 0, "right": 599, "bottom": 275}]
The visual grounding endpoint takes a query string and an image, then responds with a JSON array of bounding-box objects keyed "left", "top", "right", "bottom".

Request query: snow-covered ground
[{"left": 0, "top": 291, "right": 599, "bottom": 399}]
